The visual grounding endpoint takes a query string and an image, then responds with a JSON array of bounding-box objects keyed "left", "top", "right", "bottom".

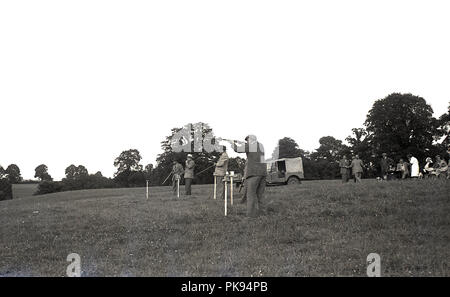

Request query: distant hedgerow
[{"left": 35, "top": 175, "right": 117, "bottom": 196}]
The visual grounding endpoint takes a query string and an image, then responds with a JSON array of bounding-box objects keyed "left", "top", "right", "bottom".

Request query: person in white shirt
[{"left": 407, "top": 154, "right": 419, "bottom": 178}]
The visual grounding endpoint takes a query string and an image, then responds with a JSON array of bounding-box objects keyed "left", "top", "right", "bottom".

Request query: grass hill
[{"left": 1, "top": 179, "right": 448, "bottom": 276}]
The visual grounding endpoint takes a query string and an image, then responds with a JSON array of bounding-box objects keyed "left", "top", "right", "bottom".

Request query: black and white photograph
[{"left": 0, "top": 0, "right": 449, "bottom": 288}]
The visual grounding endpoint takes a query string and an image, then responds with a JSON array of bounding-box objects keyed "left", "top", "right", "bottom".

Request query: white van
[{"left": 266, "top": 157, "right": 304, "bottom": 185}]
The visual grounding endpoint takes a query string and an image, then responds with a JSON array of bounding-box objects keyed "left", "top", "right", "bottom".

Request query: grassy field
[
  {"left": 0, "top": 179, "right": 449, "bottom": 277},
  {"left": 12, "top": 184, "right": 39, "bottom": 199}
]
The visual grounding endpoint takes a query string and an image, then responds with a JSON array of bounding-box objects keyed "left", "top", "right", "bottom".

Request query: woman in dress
[{"left": 407, "top": 154, "right": 420, "bottom": 178}]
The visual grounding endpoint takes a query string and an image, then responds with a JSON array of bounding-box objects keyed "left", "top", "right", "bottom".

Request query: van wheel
[{"left": 287, "top": 177, "right": 300, "bottom": 185}]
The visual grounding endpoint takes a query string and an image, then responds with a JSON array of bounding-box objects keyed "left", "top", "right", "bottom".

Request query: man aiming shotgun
[{"left": 223, "top": 135, "right": 266, "bottom": 218}]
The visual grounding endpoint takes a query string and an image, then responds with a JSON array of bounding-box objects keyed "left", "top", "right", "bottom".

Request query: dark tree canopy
[
  {"left": 5, "top": 164, "right": 22, "bottom": 184},
  {"left": 273, "top": 137, "right": 306, "bottom": 159},
  {"left": 114, "top": 149, "right": 143, "bottom": 176},
  {"left": 313, "top": 136, "right": 349, "bottom": 161},
  {"left": 34, "top": 164, "right": 53, "bottom": 181},
  {"left": 65, "top": 165, "right": 89, "bottom": 179},
  {"left": 365, "top": 93, "right": 436, "bottom": 160},
  {"left": 227, "top": 157, "right": 246, "bottom": 175},
  {"left": 145, "top": 164, "right": 154, "bottom": 173}
]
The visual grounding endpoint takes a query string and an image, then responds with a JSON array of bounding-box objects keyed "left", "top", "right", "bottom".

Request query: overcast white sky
[{"left": 0, "top": 0, "right": 448, "bottom": 180}]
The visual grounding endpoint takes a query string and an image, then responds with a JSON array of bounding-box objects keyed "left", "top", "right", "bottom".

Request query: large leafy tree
[
  {"left": 313, "top": 136, "right": 349, "bottom": 161},
  {"left": 364, "top": 93, "right": 437, "bottom": 161},
  {"left": 65, "top": 165, "right": 89, "bottom": 179},
  {"left": 113, "top": 149, "right": 143, "bottom": 176},
  {"left": 34, "top": 164, "right": 53, "bottom": 181},
  {"left": 5, "top": 164, "right": 22, "bottom": 184},
  {"left": 113, "top": 149, "right": 143, "bottom": 187}
]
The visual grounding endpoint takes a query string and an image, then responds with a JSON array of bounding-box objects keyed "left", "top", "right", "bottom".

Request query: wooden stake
[
  {"left": 230, "top": 174, "right": 233, "bottom": 206},
  {"left": 213, "top": 175, "right": 217, "bottom": 200},
  {"left": 146, "top": 180, "right": 149, "bottom": 200},
  {"left": 224, "top": 176, "right": 227, "bottom": 216}
]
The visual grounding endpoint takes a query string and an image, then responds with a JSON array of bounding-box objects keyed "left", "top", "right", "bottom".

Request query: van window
[{"left": 277, "top": 161, "right": 286, "bottom": 172}]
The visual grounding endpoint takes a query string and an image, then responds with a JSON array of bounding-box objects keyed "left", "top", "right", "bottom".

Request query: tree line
[{"left": 1, "top": 92, "right": 448, "bottom": 200}]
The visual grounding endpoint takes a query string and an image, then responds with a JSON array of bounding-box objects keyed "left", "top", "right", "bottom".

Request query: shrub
[
  {"left": 34, "top": 175, "right": 117, "bottom": 196},
  {"left": 35, "top": 181, "right": 64, "bottom": 195},
  {"left": 0, "top": 179, "right": 13, "bottom": 201}
]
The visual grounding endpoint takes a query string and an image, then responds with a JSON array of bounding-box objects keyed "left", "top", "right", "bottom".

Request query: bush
[
  {"left": 128, "top": 171, "right": 146, "bottom": 187},
  {"left": 61, "top": 175, "right": 116, "bottom": 191},
  {"left": 0, "top": 179, "right": 13, "bottom": 201},
  {"left": 35, "top": 181, "right": 64, "bottom": 195},
  {"left": 113, "top": 170, "right": 148, "bottom": 187},
  {"left": 35, "top": 175, "right": 117, "bottom": 196}
]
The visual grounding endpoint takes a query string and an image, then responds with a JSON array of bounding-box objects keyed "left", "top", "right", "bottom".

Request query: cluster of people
[
  {"left": 339, "top": 152, "right": 449, "bottom": 183},
  {"left": 379, "top": 153, "right": 420, "bottom": 180},
  {"left": 380, "top": 153, "right": 449, "bottom": 180},
  {"left": 422, "top": 155, "right": 449, "bottom": 179},
  {"left": 170, "top": 154, "right": 195, "bottom": 196},
  {"left": 339, "top": 154, "right": 365, "bottom": 183}
]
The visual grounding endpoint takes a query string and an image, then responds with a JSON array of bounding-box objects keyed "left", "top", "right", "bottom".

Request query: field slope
[{"left": 0, "top": 179, "right": 448, "bottom": 276}]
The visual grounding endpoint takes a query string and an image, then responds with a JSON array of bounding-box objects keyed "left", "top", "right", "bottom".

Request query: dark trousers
[
  {"left": 215, "top": 176, "right": 225, "bottom": 199},
  {"left": 172, "top": 177, "right": 180, "bottom": 196},
  {"left": 246, "top": 176, "right": 266, "bottom": 217},
  {"left": 185, "top": 178, "right": 192, "bottom": 195},
  {"left": 354, "top": 172, "right": 362, "bottom": 183},
  {"left": 240, "top": 179, "right": 248, "bottom": 203},
  {"left": 341, "top": 172, "right": 349, "bottom": 183}
]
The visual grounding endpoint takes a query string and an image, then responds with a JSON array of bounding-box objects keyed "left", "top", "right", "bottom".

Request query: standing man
[
  {"left": 184, "top": 154, "right": 195, "bottom": 196},
  {"left": 171, "top": 160, "right": 184, "bottom": 197},
  {"left": 228, "top": 135, "right": 266, "bottom": 218},
  {"left": 350, "top": 154, "right": 364, "bottom": 183},
  {"left": 339, "top": 155, "right": 350, "bottom": 183},
  {"left": 380, "top": 153, "right": 393, "bottom": 180},
  {"left": 213, "top": 146, "right": 229, "bottom": 200}
]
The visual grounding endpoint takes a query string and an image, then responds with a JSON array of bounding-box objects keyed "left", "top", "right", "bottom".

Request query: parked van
[{"left": 266, "top": 157, "right": 304, "bottom": 185}]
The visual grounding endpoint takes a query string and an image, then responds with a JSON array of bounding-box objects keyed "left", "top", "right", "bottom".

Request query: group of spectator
[
  {"left": 379, "top": 153, "right": 420, "bottom": 180},
  {"left": 339, "top": 152, "right": 449, "bottom": 183}
]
